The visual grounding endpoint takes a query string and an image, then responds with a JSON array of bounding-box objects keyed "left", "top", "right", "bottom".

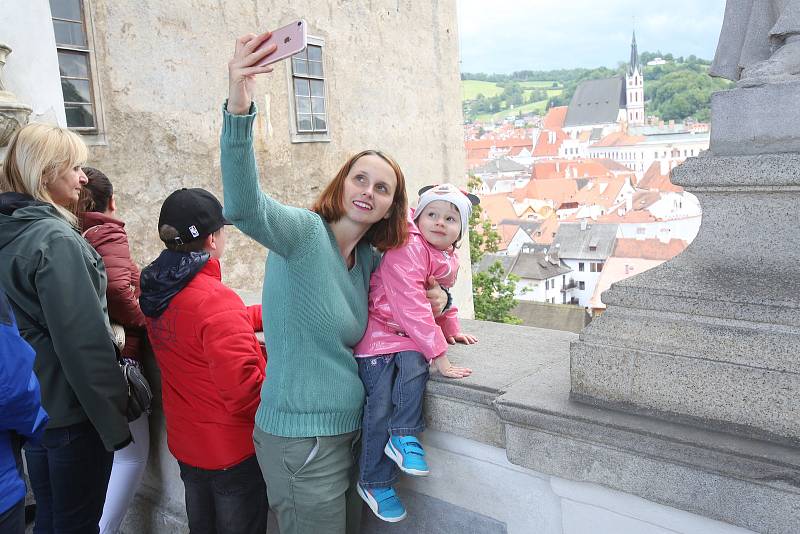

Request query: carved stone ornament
[
  {"left": 711, "top": 0, "right": 800, "bottom": 86},
  {"left": 0, "top": 43, "right": 33, "bottom": 147}
]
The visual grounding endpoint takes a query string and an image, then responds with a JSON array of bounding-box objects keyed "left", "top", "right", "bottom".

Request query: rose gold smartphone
[{"left": 255, "top": 19, "right": 307, "bottom": 66}]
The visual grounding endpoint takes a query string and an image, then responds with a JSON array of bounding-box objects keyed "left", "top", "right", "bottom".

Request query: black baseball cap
[{"left": 158, "top": 188, "right": 230, "bottom": 244}]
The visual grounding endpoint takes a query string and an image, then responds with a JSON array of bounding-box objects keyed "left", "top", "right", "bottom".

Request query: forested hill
[{"left": 462, "top": 52, "right": 733, "bottom": 123}]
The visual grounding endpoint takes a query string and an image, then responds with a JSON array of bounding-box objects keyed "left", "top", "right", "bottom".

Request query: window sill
[
  {"left": 290, "top": 132, "right": 331, "bottom": 144},
  {"left": 78, "top": 131, "right": 108, "bottom": 146}
]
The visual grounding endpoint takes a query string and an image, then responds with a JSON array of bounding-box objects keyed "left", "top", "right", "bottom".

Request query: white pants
[{"left": 99, "top": 414, "right": 150, "bottom": 534}]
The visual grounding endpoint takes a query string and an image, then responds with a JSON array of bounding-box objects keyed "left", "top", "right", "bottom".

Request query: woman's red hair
[{"left": 311, "top": 150, "right": 408, "bottom": 252}]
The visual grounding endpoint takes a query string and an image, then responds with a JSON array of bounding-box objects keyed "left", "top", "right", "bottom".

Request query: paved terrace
[{"left": 122, "top": 318, "right": 800, "bottom": 533}]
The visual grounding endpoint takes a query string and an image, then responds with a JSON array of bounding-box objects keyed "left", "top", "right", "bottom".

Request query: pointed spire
[{"left": 628, "top": 30, "right": 640, "bottom": 76}]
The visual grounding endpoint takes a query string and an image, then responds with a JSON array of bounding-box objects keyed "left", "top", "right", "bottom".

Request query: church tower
[{"left": 626, "top": 31, "right": 645, "bottom": 126}]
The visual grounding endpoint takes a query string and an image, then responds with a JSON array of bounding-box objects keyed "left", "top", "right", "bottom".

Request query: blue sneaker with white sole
[
  {"left": 357, "top": 483, "right": 407, "bottom": 522},
  {"left": 384, "top": 435, "right": 429, "bottom": 476}
]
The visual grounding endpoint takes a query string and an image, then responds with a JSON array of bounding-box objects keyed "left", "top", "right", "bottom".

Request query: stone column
[{"left": 570, "top": 81, "right": 800, "bottom": 444}]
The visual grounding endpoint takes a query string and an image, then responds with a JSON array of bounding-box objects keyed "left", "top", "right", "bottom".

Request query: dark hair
[
  {"left": 79, "top": 166, "right": 114, "bottom": 213},
  {"left": 159, "top": 224, "right": 208, "bottom": 252},
  {"left": 311, "top": 150, "right": 408, "bottom": 252}
]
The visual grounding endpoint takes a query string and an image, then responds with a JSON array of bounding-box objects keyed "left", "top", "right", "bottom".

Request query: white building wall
[
  {"left": 2, "top": 0, "right": 67, "bottom": 129},
  {"left": 616, "top": 216, "right": 702, "bottom": 243},
  {"left": 561, "top": 258, "right": 603, "bottom": 307},
  {"left": 507, "top": 229, "right": 534, "bottom": 256},
  {"left": 648, "top": 191, "right": 702, "bottom": 220},
  {"left": 588, "top": 137, "right": 709, "bottom": 179},
  {"left": 515, "top": 274, "right": 565, "bottom": 303}
]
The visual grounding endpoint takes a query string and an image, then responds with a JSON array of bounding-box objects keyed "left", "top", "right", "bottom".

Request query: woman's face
[
  {"left": 341, "top": 155, "right": 397, "bottom": 226},
  {"left": 48, "top": 164, "right": 88, "bottom": 207}
]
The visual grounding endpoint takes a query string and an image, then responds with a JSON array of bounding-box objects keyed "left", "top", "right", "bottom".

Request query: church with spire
[
  {"left": 562, "top": 31, "right": 646, "bottom": 134},
  {"left": 626, "top": 31, "right": 645, "bottom": 126}
]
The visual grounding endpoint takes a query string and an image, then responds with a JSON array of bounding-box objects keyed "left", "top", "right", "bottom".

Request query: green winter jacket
[{"left": 0, "top": 192, "right": 130, "bottom": 451}]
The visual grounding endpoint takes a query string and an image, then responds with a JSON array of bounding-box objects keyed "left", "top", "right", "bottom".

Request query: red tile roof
[
  {"left": 612, "top": 238, "right": 688, "bottom": 260},
  {"left": 638, "top": 161, "right": 683, "bottom": 193},
  {"left": 543, "top": 106, "right": 568, "bottom": 129},
  {"left": 533, "top": 129, "right": 568, "bottom": 157},
  {"left": 592, "top": 131, "right": 646, "bottom": 147},
  {"left": 479, "top": 193, "right": 518, "bottom": 226}
]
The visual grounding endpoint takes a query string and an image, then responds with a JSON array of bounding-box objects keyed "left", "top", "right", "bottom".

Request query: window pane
[
  {"left": 297, "top": 114, "right": 313, "bottom": 132},
  {"left": 311, "top": 96, "right": 325, "bottom": 114},
  {"left": 308, "top": 45, "right": 322, "bottom": 61},
  {"left": 294, "top": 79, "right": 310, "bottom": 97},
  {"left": 50, "top": 0, "right": 82, "bottom": 21},
  {"left": 65, "top": 104, "right": 95, "bottom": 128},
  {"left": 308, "top": 61, "right": 323, "bottom": 76},
  {"left": 58, "top": 51, "right": 89, "bottom": 78},
  {"left": 53, "top": 20, "right": 86, "bottom": 47},
  {"left": 296, "top": 96, "right": 311, "bottom": 114},
  {"left": 62, "top": 79, "right": 92, "bottom": 103},
  {"left": 310, "top": 79, "right": 324, "bottom": 97},
  {"left": 292, "top": 48, "right": 307, "bottom": 61},
  {"left": 292, "top": 58, "right": 307, "bottom": 75},
  {"left": 312, "top": 114, "right": 327, "bottom": 131}
]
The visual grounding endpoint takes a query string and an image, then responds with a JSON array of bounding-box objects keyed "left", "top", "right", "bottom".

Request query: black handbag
[
  {"left": 111, "top": 322, "right": 153, "bottom": 421},
  {"left": 119, "top": 356, "right": 153, "bottom": 421}
]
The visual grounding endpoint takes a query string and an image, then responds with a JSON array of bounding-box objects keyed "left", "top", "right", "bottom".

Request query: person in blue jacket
[{"left": 0, "top": 287, "right": 48, "bottom": 534}]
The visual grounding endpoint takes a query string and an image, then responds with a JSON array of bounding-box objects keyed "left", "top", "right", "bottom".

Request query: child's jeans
[{"left": 357, "top": 350, "right": 429, "bottom": 488}]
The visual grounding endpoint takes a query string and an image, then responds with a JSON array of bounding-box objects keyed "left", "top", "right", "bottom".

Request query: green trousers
[{"left": 253, "top": 427, "right": 362, "bottom": 534}]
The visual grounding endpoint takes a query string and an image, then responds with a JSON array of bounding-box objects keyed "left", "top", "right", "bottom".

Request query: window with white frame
[
  {"left": 289, "top": 37, "right": 329, "bottom": 141},
  {"left": 49, "top": 0, "right": 99, "bottom": 132}
]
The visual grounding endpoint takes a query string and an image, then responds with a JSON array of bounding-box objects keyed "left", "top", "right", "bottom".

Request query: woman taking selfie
[
  {"left": 0, "top": 123, "right": 131, "bottom": 533},
  {"left": 221, "top": 32, "right": 445, "bottom": 534}
]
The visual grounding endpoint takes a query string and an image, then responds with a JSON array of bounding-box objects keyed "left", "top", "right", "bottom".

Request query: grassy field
[
  {"left": 473, "top": 99, "right": 551, "bottom": 122},
  {"left": 463, "top": 80, "right": 563, "bottom": 122},
  {"left": 461, "top": 80, "right": 505, "bottom": 100}
]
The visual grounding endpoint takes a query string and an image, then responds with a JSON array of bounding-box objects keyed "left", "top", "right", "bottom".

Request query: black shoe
[{"left": 25, "top": 504, "right": 36, "bottom": 525}]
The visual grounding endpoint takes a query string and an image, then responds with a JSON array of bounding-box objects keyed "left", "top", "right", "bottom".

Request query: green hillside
[
  {"left": 462, "top": 80, "right": 504, "bottom": 100},
  {"left": 462, "top": 52, "right": 734, "bottom": 123},
  {"left": 462, "top": 80, "right": 562, "bottom": 123}
]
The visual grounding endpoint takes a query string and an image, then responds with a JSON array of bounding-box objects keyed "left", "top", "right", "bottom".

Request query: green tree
[{"left": 467, "top": 175, "right": 522, "bottom": 324}]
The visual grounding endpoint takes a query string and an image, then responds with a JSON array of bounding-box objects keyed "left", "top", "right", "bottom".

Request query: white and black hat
[
  {"left": 414, "top": 183, "right": 480, "bottom": 240},
  {"left": 158, "top": 188, "right": 231, "bottom": 244}
]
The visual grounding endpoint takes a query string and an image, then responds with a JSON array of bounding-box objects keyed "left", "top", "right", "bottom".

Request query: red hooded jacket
[
  {"left": 81, "top": 211, "right": 146, "bottom": 360},
  {"left": 142, "top": 256, "right": 266, "bottom": 470}
]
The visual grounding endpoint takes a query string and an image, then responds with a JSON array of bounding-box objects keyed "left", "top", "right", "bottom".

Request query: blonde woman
[{"left": 0, "top": 123, "right": 131, "bottom": 533}]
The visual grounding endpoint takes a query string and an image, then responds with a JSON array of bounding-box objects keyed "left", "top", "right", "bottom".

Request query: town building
[{"left": 552, "top": 221, "right": 619, "bottom": 306}]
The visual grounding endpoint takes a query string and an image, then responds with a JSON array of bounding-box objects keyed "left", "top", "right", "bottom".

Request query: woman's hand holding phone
[{"left": 227, "top": 32, "right": 277, "bottom": 115}]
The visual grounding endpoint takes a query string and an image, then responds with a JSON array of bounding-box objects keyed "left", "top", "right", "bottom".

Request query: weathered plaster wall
[{"left": 83, "top": 0, "right": 471, "bottom": 312}]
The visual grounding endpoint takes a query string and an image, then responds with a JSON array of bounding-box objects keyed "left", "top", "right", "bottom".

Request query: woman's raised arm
[{"left": 221, "top": 33, "right": 317, "bottom": 258}]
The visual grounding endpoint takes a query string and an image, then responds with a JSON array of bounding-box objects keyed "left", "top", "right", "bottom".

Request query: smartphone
[{"left": 255, "top": 19, "right": 307, "bottom": 67}]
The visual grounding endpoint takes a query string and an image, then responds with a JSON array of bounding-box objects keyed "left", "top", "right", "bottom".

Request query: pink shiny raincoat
[{"left": 354, "top": 221, "right": 461, "bottom": 361}]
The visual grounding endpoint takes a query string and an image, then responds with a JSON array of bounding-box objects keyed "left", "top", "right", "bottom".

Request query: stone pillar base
[{"left": 571, "top": 147, "right": 800, "bottom": 444}]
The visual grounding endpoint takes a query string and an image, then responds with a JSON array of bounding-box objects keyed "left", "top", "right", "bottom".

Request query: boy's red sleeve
[
  {"left": 199, "top": 289, "right": 266, "bottom": 420},
  {"left": 247, "top": 304, "right": 263, "bottom": 332}
]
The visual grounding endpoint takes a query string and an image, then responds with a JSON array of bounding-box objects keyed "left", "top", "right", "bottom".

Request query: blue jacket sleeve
[{"left": 0, "top": 295, "right": 48, "bottom": 444}]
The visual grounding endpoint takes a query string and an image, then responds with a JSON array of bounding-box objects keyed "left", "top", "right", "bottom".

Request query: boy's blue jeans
[{"left": 357, "top": 350, "right": 429, "bottom": 489}]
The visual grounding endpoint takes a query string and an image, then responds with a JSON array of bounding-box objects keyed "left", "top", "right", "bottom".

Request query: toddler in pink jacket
[{"left": 353, "top": 183, "right": 478, "bottom": 522}]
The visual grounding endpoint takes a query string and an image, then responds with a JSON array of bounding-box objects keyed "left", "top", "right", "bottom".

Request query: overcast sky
[{"left": 457, "top": 0, "right": 727, "bottom": 73}]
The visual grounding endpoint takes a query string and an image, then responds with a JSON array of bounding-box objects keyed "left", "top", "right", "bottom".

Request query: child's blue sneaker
[
  {"left": 384, "top": 435, "right": 429, "bottom": 476},
  {"left": 357, "top": 483, "right": 407, "bottom": 522}
]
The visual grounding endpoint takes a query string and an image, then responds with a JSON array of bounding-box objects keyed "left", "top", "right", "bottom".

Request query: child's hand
[
  {"left": 447, "top": 332, "right": 478, "bottom": 345},
  {"left": 434, "top": 355, "right": 472, "bottom": 379}
]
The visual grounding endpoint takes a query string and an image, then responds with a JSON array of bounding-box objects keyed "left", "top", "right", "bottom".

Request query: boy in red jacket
[{"left": 140, "top": 188, "right": 268, "bottom": 534}]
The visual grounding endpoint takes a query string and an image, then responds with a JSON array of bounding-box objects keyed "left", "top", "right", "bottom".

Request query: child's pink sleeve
[
  {"left": 380, "top": 242, "right": 449, "bottom": 361},
  {"left": 436, "top": 306, "right": 461, "bottom": 339}
]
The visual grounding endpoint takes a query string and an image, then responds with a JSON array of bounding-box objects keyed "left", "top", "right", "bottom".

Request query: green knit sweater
[{"left": 220, "top": 104, "right": 380, "bottom": 438}]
